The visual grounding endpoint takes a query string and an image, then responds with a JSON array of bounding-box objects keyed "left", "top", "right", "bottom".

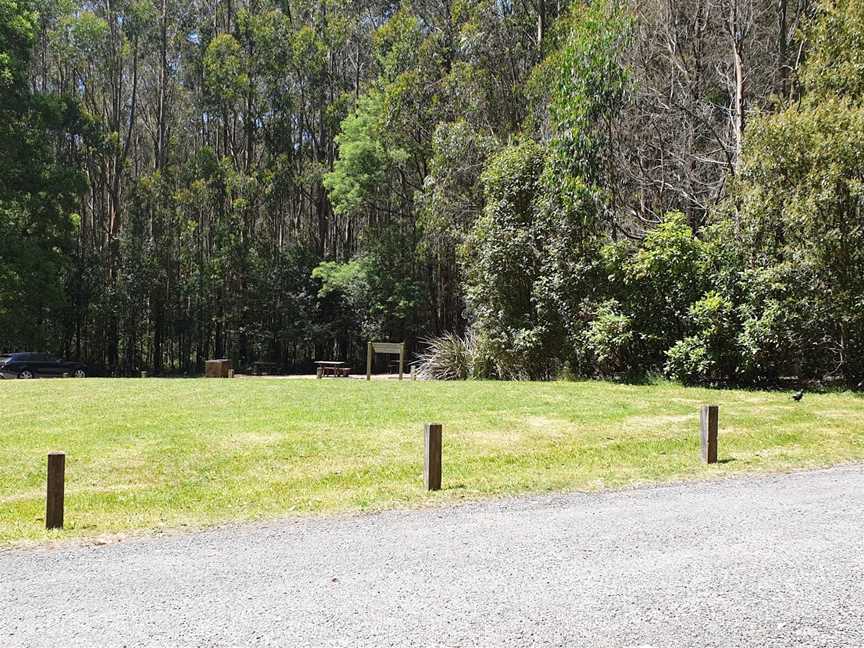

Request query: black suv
[{"left": 0, "top": 353, "right": 88, "bottom": 379}]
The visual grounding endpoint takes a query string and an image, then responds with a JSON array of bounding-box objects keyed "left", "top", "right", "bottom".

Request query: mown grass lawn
[{"left": 2, "top": 377, "right": 863, "bottom": 544}]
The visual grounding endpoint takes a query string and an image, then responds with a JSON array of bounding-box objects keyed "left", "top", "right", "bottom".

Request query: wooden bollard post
[
  {"left": 700, "top": 405, "right": 718, "bottom": 464},
  {"left": 228, "top": 369, "right": 234, "bottom": 378},
  {"left": 46, "top": 452, "right": 65, "bottom": 529},
  {"left": 424, "top": 423, "right": 442, "bottom": 491},
  {"left": 140, "top": 371, "right": 147, "bottom": 379}
]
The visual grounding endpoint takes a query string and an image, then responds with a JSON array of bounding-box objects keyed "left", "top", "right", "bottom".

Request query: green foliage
[
  {"left": 323, "top": 92, "right": 390, "bottom": 217},
  {"left": 371, "top": 7, "right": 422, "bottom": 81},
  {"left": 664, "top": 292, "right": 738, "bottom": 385},
  {"left": 0, "top": 0, "right": 89, "bottom": 352},
  {"left": 0, "top": 0, "right": 35, "bottom": 92},
  {"left": 582, "top": 299, "right": 634, "bottom": 376},
  {"left": 540, "top": 0, "right": 632, "bottom": 183},
  {"left": 465, "top": 140, "right": 550, "bottom": 379},
  {"left": 419, "top": 120, "right": 498, "bottom": 248},
  {"left": 7, "top": 0, "right": 864, "bottom": 389},
  {"left": 203, "top": 32, "right": 249, "bottom": 104},
  {"left": 50, "top": 11, "right": 109, "bottom": 66},
  {"left": 459, "top": 4, "right": 640, "bottom": 380},
  {"left": 664, "top": 337, "right": 713, "bottom": 385},
  {"left": 735, "top": 265, "right": 813, "bottom": 383},
  {"left": 313, "top": 259, "right": 367, "bottom": 299},
  {"left": 735, "top": 96, "right": 864, "bottom": 382},
  {"left": 800, "top": 0, "right": 864, "bottom": 100},
  {"left": 313, "top": 253, "right": 419, "bottom": 346},
  {"left": 531, "top": 0, "right": 632, "bottom": 368},
  {"left": 620, "top": 212, "right": 712, "bottom": 357}
]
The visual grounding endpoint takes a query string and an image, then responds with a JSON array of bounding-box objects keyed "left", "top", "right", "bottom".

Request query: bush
[
  {"left": 416, "top": 328, "right": 556, "bottom": 380},
  {"left": 416, "top": 331, "right": 479, "bottom": 380},
  {"left": 582, "top": 299, "right": 635, "bottom": 376},
  {"left": 485, "top": 326, "right": 556, "bottom": 380},
  {"left": 664, "top": 336, "right": 713, "bottom": 385},
  {"left": 664, "top": 291, "right": 739, "bottom": 384}
]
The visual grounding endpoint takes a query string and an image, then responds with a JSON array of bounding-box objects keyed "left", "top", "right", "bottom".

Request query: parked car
[{"left": 0, "top": 353, "right": 88, "bottom": 379}]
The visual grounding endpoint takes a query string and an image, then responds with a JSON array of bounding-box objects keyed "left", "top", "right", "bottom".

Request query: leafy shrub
[
  {"left": 582, "top": 299, "right": 635, "bottom": 376},
  {"left": 484, "top": 326, "right": 556, "bottom": 380},
  {"left": 664, "top": 336, "right": 713, "bottom": 384},
  {"left": 664, "top": 291, "right": 739, "bottom": 384},
  {"left": 618, "top": 212, "right": 711, "bottom": 365},
  {"left": 463, "top": 140, "right": 557, "bottom": 380}
]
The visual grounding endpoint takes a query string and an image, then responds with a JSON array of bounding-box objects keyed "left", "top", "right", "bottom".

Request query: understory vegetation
[
  {"left": 2, "top": 0, "right": 864, "bottom": 387},
  {"left": 3, "top": 378, "right": 864, "bottom": 543}
]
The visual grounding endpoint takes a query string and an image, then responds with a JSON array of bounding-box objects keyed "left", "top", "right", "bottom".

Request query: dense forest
[{"left": 1, "top": 0, "right": 863, "bottom": 384}]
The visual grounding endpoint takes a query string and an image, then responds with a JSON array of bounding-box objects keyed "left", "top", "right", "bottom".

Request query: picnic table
[
  {"left": 315, "top": 360, "right": 350, "bottom": 378},
  {"left": 253, "top": 361, "right": 278, "bottom": 376}
]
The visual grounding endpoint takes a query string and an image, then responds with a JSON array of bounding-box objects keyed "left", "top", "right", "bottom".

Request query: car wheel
[
  {"left": 18, "top": 369, "right": 35, "bottom": 379},
  {"left": 73, "top": 369, "right": 86, "bottom": 378}
]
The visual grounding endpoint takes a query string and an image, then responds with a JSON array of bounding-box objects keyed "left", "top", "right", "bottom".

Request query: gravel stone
[{"left": 2, "top": 465, "right": 863, "bottom": 647}]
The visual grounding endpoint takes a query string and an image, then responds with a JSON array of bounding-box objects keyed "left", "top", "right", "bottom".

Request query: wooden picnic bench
[
  {"left": 315, "top": 360, "right": 350, "bottom": 378},
  {"left": 253, "top": 361, "right": 278, "bottom": 376}
]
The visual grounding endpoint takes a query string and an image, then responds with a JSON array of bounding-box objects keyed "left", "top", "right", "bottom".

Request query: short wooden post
[
  {"left": 424, "top": 423, "right": 442, "bottom": 491},
  {"left": 62, "top": 372, "right": 69, "bottom": 378},
  {"left": 411, "top": 365, "right": 416, "bottom": 381},
  {"left": 227, "top": 369, "right": 234, "bottom": 378},
  {"left": 366, "top": 342, "right": 373, "bottom": 381},
  {"left": 399, "top": 343, "right": 405, "bottom": 381},
  {"left": 140, "top": 371, "right": 147, "bottom": 379},
  {"left": 700, "top": 405, "right": 718, "bottom": 464},
  {"left": 46, "top": 452, "right": 65, "bottom": 529}
]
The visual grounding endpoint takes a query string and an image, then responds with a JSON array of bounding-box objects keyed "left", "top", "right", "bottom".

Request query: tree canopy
[{"left": 2, "top": 0, "right": 864, "bottom": 386}]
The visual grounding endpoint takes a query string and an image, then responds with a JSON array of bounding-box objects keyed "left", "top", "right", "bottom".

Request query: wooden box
[{"left": 205, "top": 359, "right": 232, "bottom": 378}]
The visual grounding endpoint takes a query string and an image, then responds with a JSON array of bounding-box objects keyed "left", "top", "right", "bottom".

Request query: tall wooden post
[
  {"left": 424, "top": 423, "right": 442, "bottom": 491},
  {"left": 46, "top": 452, "right": 65, "bottom": 529},
  {"left": 366, "top": 342, "right": 373, "bottom": 381},
  {"left": 399, "top": 343, "right": 405, "bottom": 381},
  {"left": 700, "top": 405, "right": 719, "bottom": 464}
]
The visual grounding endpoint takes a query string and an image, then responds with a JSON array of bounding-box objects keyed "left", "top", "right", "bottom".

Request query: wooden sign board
[
  {"left": 367, "top": 342, "right": 406, "bottom": 381},
  {"left": 372, "top": 342, "right": 403, "bottom": 354}
]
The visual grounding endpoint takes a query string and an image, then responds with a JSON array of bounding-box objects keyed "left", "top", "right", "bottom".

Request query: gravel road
[{"left": 2, "top": 466, "right": 863, "bottom": 648}]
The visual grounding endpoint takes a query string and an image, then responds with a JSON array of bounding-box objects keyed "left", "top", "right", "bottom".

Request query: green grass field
[{"left": 2, "top": 377, "right": 863, "bottom": 545}]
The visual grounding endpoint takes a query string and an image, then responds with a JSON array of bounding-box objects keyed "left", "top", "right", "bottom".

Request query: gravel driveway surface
[{"left": 2, "top": 465, "right": 863, "bottom": 648}]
